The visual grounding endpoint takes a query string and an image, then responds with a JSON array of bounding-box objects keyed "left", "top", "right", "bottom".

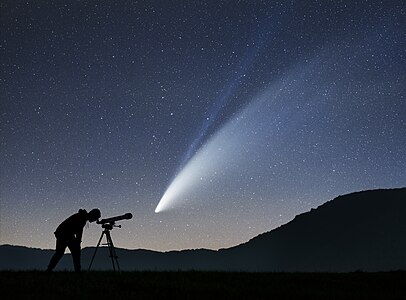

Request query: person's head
[{"left": 88, "top": 208, "right": 101, "bottom": 222}]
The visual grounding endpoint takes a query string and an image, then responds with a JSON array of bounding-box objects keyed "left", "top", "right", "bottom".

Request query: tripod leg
[
  {"left": 105, "top": 231, "right": 120, "bottom": 272},
  {"left": 110, "top": 235, "right": 121, "bottom": 272},
  {"left": 88, "top": 231, "right": 105, "bottom": 271}
]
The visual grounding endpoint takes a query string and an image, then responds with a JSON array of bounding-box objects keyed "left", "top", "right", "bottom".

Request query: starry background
[{"left": 1, "top": 1, "right": 405, "bottom": 251}]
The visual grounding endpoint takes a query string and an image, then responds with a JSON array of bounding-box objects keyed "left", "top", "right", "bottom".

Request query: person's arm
[{"left": 76, "top": 227, "right": 83, "bottom": 244}]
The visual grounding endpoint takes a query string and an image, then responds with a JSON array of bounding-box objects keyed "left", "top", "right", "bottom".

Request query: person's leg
[
  {"left": 47, "top": 238, "right": 67, "bottom": 271},
  {"left": 68, "top": 239, "right": 81, "bottom": 272}
]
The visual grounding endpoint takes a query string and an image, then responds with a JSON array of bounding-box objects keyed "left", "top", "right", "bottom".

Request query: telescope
[
  {"left": 97, "top": 213, "right": 133, "bottom": 225},
  {"left": 89, "top": 212, "right": 133, "bottom": 272}
]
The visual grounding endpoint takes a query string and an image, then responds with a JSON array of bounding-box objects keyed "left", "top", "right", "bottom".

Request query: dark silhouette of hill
[
  {"left": 1, "top": 188, "right": 405, "bottom": 271},
  {"left": 220, "top": 188, "right": 406, "bottom": 271}
]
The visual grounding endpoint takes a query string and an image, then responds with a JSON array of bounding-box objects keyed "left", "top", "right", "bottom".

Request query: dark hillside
[{"left": 223, "top": 188, "right": 406, "bottom": 271}]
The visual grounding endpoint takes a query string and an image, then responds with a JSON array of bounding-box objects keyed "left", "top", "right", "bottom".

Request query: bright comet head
[{"left": 154, "top": 126, "right": 240, "bottom": 213}]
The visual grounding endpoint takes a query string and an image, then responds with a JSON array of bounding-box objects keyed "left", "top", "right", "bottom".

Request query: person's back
[{"left": 55, "top": 209, "right": 88, "bottom": 240}]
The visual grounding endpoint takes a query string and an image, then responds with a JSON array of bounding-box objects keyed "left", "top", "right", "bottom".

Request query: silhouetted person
[{"left": 47, "top": 208, "right": 101, "bottom": 272}]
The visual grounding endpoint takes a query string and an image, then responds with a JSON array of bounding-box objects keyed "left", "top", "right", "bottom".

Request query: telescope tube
[{"left": 97, "top": 213, "right": 133, "bottom": 224}]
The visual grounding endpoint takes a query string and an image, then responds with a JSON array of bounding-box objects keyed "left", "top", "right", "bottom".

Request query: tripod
[{"left": 88, "top": 222, "right": 121, "bottom": 271}]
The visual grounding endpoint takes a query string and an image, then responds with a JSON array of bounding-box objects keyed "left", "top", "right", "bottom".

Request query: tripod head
[{"left": 101, "top": 222, "right": 121, "bottom": 230}]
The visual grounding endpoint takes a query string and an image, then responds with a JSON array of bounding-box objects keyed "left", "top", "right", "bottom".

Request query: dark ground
[{"left": 1, "top": 271, "right": 405, "bottom": 299}]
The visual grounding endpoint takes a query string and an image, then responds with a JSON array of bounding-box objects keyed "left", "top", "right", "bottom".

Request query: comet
[{"left": 155, "top": 59, "right": 322, "bottom": 213}]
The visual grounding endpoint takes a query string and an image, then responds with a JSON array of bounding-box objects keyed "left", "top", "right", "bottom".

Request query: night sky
[{"left": 1, "top": 1, "right": 405, "bottom": 251}]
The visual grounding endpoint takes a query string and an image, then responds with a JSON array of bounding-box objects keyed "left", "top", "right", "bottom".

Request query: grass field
[{"left": 1, "top": 271, "right": 405, "bottom": 299}]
